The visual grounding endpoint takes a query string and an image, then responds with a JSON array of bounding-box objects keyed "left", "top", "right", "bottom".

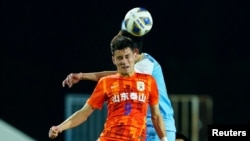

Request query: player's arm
[
  {"left": 62, "top": 71, "right": 116, "bottom": 88},
  {"left": 150, "top": 104, "right": 168, "bottom": 141},
  {"left": 48, "top": 103, "right": 94, "bottom": 139}
]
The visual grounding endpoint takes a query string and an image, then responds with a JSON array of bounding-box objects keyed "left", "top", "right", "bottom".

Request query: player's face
[{"left": 112, "top": 47, "right": 136, "bottom": 76}]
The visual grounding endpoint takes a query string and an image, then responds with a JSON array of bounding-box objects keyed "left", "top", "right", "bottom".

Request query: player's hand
[
  {"left": 62, "top": 73, "right": 82, "bottom": 88},
  {"left": 48, "top": 126, "right": 62, "bottom": 139}
]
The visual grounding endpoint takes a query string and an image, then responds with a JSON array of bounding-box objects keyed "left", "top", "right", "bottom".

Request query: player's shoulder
[
  {"left": 142, "top": 53, "right": 161, "bottom": 68},
  {"left": 135, "top": 72, "right": 155, "bottom": 79},
  {"left": 143, "top": 53, "right": 157, "bottom": 63},
  {"left": 99, "top": 73, "right": 119, "bottom": 81}
]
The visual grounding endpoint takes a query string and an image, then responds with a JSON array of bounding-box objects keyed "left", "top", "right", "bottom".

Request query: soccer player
[
  {"left": 62, "top": 30, "right": 176, "bottom": 141},
  {"left": 49, "top": 34, "right": 167, "bottom": 141}
]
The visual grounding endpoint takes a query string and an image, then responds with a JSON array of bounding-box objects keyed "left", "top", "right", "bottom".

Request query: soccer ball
[{"left": 122, "top": 7, "right": 153, "bottom": 37}]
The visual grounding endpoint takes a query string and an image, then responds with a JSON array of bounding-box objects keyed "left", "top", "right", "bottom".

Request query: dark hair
[
  {"left": 110, "top": 34, "right": 135, "bottom": 55},
  {"left": 118, "top": 30, "right": 144, "bottom": 54}
]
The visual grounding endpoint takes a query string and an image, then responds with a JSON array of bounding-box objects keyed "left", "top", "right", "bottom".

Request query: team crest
[{"left": 137, "top": 81, "right": 145, "bottom": 91}]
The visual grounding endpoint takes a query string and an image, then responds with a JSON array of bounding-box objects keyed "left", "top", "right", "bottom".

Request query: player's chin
[{"left": 122, "top": 69, "right": 134, "bottom": 75}]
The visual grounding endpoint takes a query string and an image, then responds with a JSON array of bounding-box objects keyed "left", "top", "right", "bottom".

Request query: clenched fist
[
  {"left": 62, "top": 73, "right": 82, "bottom": 88},
  {"left": 48, "top": 126, "right": 62, "bottom": 139}
]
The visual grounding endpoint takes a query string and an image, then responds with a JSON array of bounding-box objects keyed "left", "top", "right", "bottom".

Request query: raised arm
[
  {"left": 62, "top": 71, "right": 116, "bottom": 88},
  {"left": 150, "top": 104, "right": 168, "bottom": 141},
  {"left": 48, "top": 103, "right": 94, "bottom": 139}
]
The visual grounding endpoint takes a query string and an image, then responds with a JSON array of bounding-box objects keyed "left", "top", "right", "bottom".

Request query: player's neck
[
  {"left": 119, "top": 70, "right": 135, "bottom": 77},
  {"left": 136, "top": 53, "right": 144, "bottom": 63}
]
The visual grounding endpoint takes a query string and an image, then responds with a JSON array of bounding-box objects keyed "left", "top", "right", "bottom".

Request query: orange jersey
[{"left": 87, "top": 73, "right": 159, "bottom": 141}]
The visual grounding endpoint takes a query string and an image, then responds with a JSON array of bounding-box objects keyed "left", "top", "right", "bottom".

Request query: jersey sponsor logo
[{"left": 112, "top": 92, "right": 146, "bottom": 103}]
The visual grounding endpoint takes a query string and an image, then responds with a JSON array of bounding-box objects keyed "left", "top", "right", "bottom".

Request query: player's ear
[
  {"left": 112, "top": 56, "right": 116, "bottom": 65},
  {"left": 133, "top": 48, "right": 139, "bottom": 60},
  {"left": 134, "top": 48, "right": 139, "bottom": 54},
  {"left": 134, "top": 52, "right": 136, "bottom": 59}
]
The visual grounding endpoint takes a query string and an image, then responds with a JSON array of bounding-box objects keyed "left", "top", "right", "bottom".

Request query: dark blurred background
[{"left": 1, "top": 0, "right": 249, "bottom": 140}]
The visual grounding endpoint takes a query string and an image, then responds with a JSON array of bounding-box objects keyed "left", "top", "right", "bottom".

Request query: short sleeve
[{"left": 87, "top": 78, "right": 106, "bottom": 110}]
